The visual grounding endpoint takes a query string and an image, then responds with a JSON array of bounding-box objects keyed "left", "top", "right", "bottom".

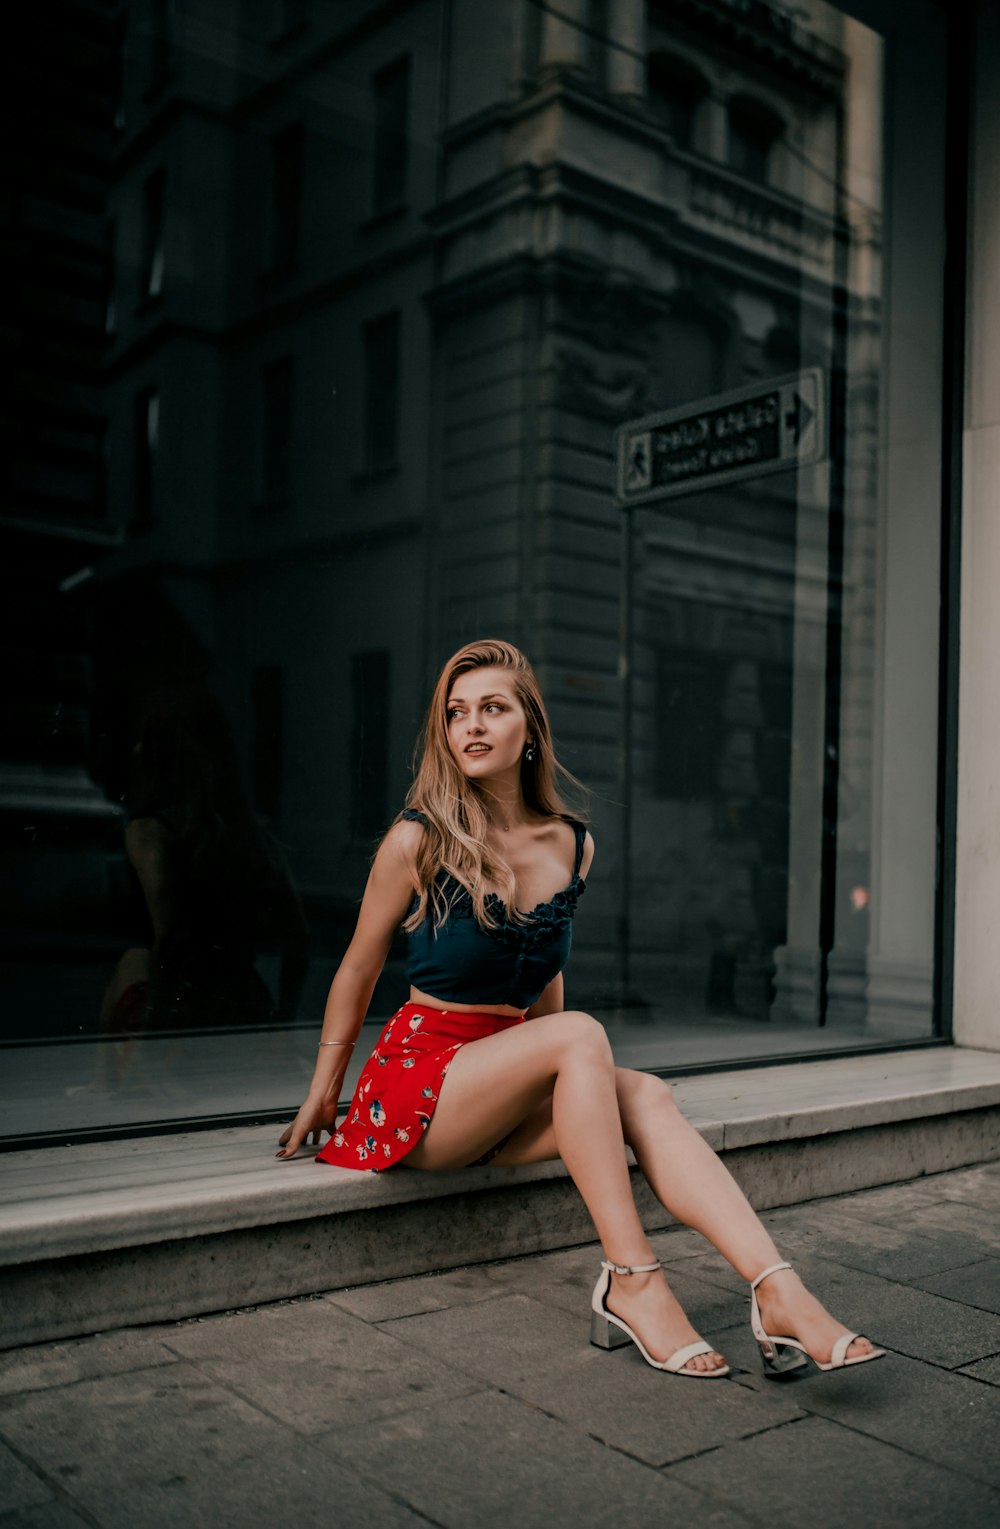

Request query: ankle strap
[
  {"left": 601, "top": 1259, "right": 662, "bottom": 1275},
  {"left": 750, "top": 1260, "right": 792, "bottom": 1291}
]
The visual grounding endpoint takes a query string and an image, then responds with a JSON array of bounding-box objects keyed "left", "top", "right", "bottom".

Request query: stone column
[
  {"left": 699, "top": 95, "right": 729, "bottom": 163},
  {"left": 539, "top": 0, "right": 589, "bottom": 76},
  {"left": 769, "top": 490, "right": 828, "bottom": 1024},
  {"left": 607, "top": 0, "right": 646, "bottom": 101}
]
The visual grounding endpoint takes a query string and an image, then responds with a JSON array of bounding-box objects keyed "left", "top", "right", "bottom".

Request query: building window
[
  {"left": 647, "top": 53, "right": 708, "bottom": 153},
  {"left": 372, "top": 56, "right": 410, "bottom": 213},
  {"left": 350, "top": 651, "right": 389, "bottom": 839},
  {"left": 262, "top": 356, "right": 294, "bottom": 507},
  {"left": 140, "top": 169, "right": 165, "bottom": 301},
  {"left": 252, "top": 665, "right": 284, "bottom": 819},
  {"left": 269, "top": 123, "right": 303, "bottom": 275},
  {"left": 270, "top": 0, "right": 307, "bottom": 38},
  {"left": 728, "top": 95, "right": 783, "bottom": 183},
  {"left": 132, "top": 387, "right": 159, "bottom": 526},
  {"left": 363, "top": 312, "right": 400, "bottom": 471}
]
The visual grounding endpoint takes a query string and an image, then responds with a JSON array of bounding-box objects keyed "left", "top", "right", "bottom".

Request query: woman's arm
[{"left": 276, "top": 819, "right": 421, "bottom": 1159}]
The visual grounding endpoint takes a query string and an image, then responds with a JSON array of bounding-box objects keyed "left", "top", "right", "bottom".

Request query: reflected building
[{"left": 1, "top": 0, "right": 951, "bottom": 1098}]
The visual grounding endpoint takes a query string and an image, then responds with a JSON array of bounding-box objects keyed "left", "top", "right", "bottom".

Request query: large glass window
[{"left": 0, "top": 0, "right": 954, "bottom": 1146}]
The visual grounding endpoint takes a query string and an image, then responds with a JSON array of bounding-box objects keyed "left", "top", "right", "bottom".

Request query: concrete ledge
[{"left": 2, "top": 1048, "right": 1000, "bottom": 1348}]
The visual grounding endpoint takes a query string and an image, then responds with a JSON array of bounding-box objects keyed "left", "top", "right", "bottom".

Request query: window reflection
[
  {"left": 268, "top": 124, "right": 303, "bottom": 277},
  {"left": 0, "top": 0, "right": 949, "bottom": 1143},
  {"left": 139, "top": 168, "right": 165, "bottom": 301}
]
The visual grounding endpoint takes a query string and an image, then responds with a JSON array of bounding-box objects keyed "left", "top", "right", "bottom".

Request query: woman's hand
[
  {"left": 274, "top": 821, "right": 421, "bottom": 1162},
  {"left": 276, "top": 1087, "right": 339, "bottom": 1159}
]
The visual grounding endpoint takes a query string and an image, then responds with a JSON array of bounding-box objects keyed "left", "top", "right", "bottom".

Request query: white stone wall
[{"left": 954, "top": 1, "right": 1000, "bottom": 1051}]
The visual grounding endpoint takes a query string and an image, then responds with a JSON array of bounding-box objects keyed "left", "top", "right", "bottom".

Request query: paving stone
[
  {"left": 728, "top": 1250, "right": 1000, "bottom": 1369},
  {"left": 326, "top": 1262, "right": 501, "bottom": 1322},
  {"left": 648, "top": 1224, "right": 722, "bottom": 1261},
  {"left": 374, "top": 1287, "right": 802, "bottom": 1467},
  {"left": 481, "top": 1241, "right": 603, "bottom": 1315},
  {"left": 324, "top": 1386, "right": 756, "bottom": 1529},
  {"left": 0, "top": 1365, "right": 430, "bottom": 1529},
  {"left": 381, "top": 1291, "right": 589, "bottom": 1385},
  {"left": 909, "top": 1258, "right": 1000, "bottom": 1314},
  {"left": 0, "top": 1505, "right": 92, "bottom": 1528},
  {"left": 755, "top": 1204, "right": 996, "bottom": 1283},
  {"left": 896, "top": 1198, "right": 1000, "bottom": 1252},
  {"left": 667, "top": 1413, "right": 1000, "bottom": 1529},
  {"left": 164, "top": 1297, "right": 481, "bottom": 1433},
  {"left": 483, "top": 1243, "right": 747, "bottom": 1331},
  {"left": 0, "top": 1503, "right": 91, "bottom": 1528},
  {"left": 771, "top": 1349, "right": 1000, "bottom": 1488},
  {"left": 664, "top": 1250, "right": 749, "bottom": 1297},
  {"left": 0, "top": 1329, "right": 179, "bottom": 1398},
  {"left": 934, "top": 1164, "right": 1000, "bottom": 1207},
  {"left": 0, "top": 1439, "right": 50, "bottom": 1515},
  {"left": 957, "top": 1353, "right": 1000, "bottom": 1385}
]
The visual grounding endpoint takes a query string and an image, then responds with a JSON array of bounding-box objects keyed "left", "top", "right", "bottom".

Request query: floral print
[{"left": 315, "top": 1001, "right": 526, "bottom": 1173}]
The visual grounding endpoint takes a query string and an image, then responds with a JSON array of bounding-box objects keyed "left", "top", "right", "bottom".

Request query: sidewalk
[{"left": 1, "top": 1164, "right": 999, "bottom": 1529}]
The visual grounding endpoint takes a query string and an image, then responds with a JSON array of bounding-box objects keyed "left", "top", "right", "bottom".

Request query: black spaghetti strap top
[{"left": 400, "top": 810, "right": 588, "bottom": 1009}]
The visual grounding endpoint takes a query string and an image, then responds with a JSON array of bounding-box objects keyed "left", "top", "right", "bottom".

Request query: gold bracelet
[{"left": 318, "top": 1039, "right": 355, "bottom": 1048}]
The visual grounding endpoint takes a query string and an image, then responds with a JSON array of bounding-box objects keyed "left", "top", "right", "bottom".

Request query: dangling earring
[{"left": 525, "top": 741, "right": 536, "bottom": 763}]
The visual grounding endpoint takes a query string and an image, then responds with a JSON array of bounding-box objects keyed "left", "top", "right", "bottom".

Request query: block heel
[
  {"left": 750, "top": 1261, "right": 886, "bottom": 1379},
  {"left": 589, "top": 1258, "right": 730, "bottom": 1379}
]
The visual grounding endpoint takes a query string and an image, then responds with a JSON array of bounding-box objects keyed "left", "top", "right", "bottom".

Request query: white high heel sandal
[
  {"left": 750, "top": 1261, "right": 886, "bottom": 1378},
  {"left": 590, "top": 1259, "right": 730, "bottom": 1379}
]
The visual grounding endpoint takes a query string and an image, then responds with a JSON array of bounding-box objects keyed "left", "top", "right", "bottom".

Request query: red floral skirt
[{"left": 315, "top": 1001, "right": 526, "bottom": 1172}]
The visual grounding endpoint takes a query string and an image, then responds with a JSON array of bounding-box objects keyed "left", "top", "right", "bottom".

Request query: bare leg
[
  {"left": 99, "top": 948, "right": 151, "bottom": 1031},
  {"left": 405, "top": 1012, "right": 727, "bottom": 1373},
  {"left": 97, "top": 949, "right": 151, "bottom": 1089},
  {"left": 491, "top": 1066, "right": 875, "bottom": 1365},
  {"left": 618, "top": 1070, "right": 876, "bottom": 1361}
]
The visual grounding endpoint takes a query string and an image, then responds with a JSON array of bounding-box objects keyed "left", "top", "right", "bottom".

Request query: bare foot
[
  {"left": 607, "top": 1269, "right": 728, "bottom": 1374},
  {"left": 756, "top": 1267, "right": 877, "bottom": 1364}
]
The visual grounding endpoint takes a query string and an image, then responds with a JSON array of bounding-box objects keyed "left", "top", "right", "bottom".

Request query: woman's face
[{"left": 445, "top": 666, "right": 531, "bottom": 781}]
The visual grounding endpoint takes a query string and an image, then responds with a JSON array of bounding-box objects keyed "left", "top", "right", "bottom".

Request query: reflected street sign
[{"left": 616, "top": 368, "right": 826, "bottom": 506}]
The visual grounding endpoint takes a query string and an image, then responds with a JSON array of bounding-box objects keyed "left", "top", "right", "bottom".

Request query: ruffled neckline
[
  {"left": 483, "top": 874, "right": 586, "bottom": 923},
  {"left": 400, "top": 808, "right": 587, "bottom": 942},
  {"left": 442, "top": 873, "right": 586, "bottom": 946}
]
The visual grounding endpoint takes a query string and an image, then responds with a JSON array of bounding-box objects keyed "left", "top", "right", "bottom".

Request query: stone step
[{"left": 2, "top": 1047, "right": 999, "bottom": 1349}]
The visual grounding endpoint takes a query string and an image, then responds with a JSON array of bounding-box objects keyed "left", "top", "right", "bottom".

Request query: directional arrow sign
[{"left": 616, "top": 368, "right": 826, "bottom": 507}]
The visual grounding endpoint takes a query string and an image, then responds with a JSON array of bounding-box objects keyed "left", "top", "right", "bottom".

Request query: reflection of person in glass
[
  {"left": 100, "top": 685, "right": 307, "bottom": 1046},
  {"left": 279, "top": 640, "right": 882, "bottom": 1380}
]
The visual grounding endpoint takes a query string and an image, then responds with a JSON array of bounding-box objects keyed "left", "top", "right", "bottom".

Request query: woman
[
  {"left": 279, "top": 639, "right": 883, "bottom": 1381},
  {"left": 101, "top": 684, "right": 307, "bottom": 1044}
]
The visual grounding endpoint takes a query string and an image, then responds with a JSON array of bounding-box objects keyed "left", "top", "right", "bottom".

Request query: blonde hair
[{"left": 397, "top": 638, "right": 587, "bottom": 931}]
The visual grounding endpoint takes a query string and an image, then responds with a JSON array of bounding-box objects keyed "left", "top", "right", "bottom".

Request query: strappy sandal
[
  {"left": 750, "top": 1261, "right": 886, "bottom": 1378},
  {"left": 590, "top": 1259, "right": 730, "bottom": 1378}
]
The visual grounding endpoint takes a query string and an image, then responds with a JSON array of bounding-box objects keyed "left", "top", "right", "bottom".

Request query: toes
[{"left": 684, "top": 1351, "right": 726, "bottom": 1373}]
